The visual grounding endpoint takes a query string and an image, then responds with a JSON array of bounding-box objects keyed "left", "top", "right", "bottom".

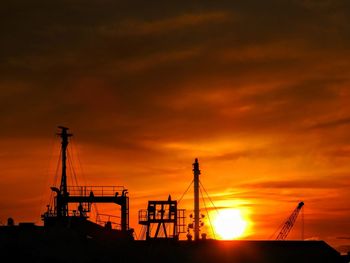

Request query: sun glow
[{"left": 213, "top": 209, "right": 248, "bottom": 240}]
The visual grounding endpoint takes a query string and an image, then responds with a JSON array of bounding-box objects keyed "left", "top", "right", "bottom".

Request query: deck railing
[{"left": 67, "top": 186, "right": 126, "bottom": 197}]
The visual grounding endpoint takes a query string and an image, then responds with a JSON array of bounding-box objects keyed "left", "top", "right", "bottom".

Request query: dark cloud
[
  {"left": 1, "top": 2, "right": 349, "bottom": 126},
  {"left": 309, "top": 117, "right": 350, "bottom": 130}
]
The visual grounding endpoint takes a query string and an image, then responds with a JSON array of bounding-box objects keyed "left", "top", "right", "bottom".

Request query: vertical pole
[
  {"left": 193, "top": 158, "right": 201, "bottom": 241},
  {"left": 58, "top": 126, "right": 72, "bottom": 216}
]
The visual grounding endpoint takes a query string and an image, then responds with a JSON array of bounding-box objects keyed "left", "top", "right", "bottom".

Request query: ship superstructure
[{"left": 41, "top": 126, "right": 134, "bottom": 240}]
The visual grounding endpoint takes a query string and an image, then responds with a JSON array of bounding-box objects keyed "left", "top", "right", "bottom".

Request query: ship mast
[
  {"left": 57, "top": 126, "right": 72, "bottom": 216},
  {"left": 193, "top": 158, "right": 201, "bottom": 241}
]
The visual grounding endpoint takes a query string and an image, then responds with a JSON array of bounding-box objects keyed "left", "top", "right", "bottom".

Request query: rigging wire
[
  {"left": 48, "top": 148, "right": 62, "bottom": 208},
  {"left": 177, "top": 176, "right": 218, "bottom": 239},
  {"left": 301, "top": 205, "right": 304, "bottom": 241},
  {"left": 68, "top": 139, "right": 100, "bottom": 221},
  {"left": 39, "top": 134, "right": 58, "bottom": 218},
  {"left": 199, "top": 186, "right": 216, "bottom": 239},
  {"left": 67, "top": 150, "right": 79, "bottom": 187},
  {"left": 64, "top": 148, "right": 80, "bottom": 214},
  {"left": 53, "top": 149, "right": 62, "bottom": 186},
  {"left": 67, "top": 151, "right": 80, "bottom": 212},
  {"left": 70, "top": 137, "right": 101, "bottom": 222},
  {"left": 199, "top": 181, "right": 219, "bottom": 215},
  {"left": 71, "top": 137, "right": 88, "bottom": 186},
  {"left": 178, "top": 179, "right": 194, "bottom": 205}
]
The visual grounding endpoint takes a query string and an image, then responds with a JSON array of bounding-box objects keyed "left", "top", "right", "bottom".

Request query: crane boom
[{"left": 276, "top": 202, "right": 304, "bottom": 240}]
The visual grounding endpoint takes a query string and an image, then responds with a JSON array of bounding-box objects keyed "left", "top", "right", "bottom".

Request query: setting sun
[{"left": 213, "top": 209, "right": 248, "bottom": 240}]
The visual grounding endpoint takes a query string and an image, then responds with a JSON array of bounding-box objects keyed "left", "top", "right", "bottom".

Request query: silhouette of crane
[{"left": 276, "top": 202, "right": 304, "bottom": 240}]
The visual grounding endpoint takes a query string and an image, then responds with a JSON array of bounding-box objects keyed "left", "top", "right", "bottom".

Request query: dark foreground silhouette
[{"left": 0, "top": 224, "right": 345, "bottom": 263}]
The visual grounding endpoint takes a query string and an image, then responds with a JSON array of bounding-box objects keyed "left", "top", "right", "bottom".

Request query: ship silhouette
[{"left": 0, "top": 127, "right": 345, "bottom": 263}]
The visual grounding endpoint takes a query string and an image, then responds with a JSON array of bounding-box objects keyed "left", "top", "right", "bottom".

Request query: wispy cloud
[
  {"left": 116, "top": 11, "right": 232, "bottom": 36},
  {"left": 308, "top": 117, "right": 350, "bottom": 130}
]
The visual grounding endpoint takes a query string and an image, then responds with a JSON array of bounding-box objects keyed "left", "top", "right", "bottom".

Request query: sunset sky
[{"left": 1, "top": 0, "right": 350, "bottom": 253}]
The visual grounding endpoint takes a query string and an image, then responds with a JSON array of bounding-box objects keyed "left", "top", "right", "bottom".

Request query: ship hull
[{"left": 0, "top": 225, "right": 343, "bottom": 263}]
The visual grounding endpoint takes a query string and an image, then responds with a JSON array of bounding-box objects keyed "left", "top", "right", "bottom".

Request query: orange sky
[{"left": 1, "top": 0, "right": 350, "bottom": 254}]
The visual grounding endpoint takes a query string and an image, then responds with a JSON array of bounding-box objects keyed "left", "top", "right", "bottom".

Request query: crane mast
[{"left": 276, "top": 202, "right": 304, "bottom": 240}]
